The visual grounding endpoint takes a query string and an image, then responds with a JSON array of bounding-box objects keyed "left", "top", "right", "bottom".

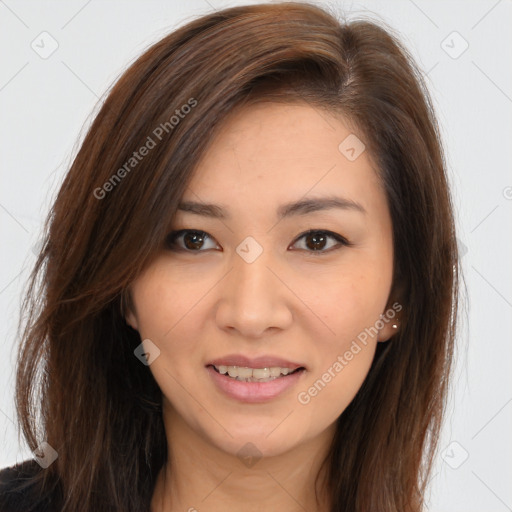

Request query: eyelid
[{"left": 165, "top": 228, "right": 352, "bottom": 253}]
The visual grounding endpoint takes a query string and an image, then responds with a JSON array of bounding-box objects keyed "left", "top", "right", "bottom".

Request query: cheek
[
  {"left": 298, "top": 258, "right": 390, "bottom": 390},
  {"left": 130, "top": 276, "right": 205, "bottom": 404},
  {"left": 297, "top": 274, "right": 384, "bottom": 420},
  {"left": 307, "top": 266, "right": 390, "bottom": 347},
  {"left": 131, "top": 262, "right": 213, "bottom": 340},
  {"left": 129, "top": 279, "right": 197, "bottom": 383},
  {"left": 299, "top": 344, "right": 375, "bottom": 425}
]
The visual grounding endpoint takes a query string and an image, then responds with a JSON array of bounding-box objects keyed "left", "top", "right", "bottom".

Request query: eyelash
[{"left": 164, "top": 229, "right": 353, "bottom": 255}]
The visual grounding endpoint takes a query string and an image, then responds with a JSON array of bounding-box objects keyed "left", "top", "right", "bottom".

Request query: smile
[
  {"left": 211, "top": 364, "right": 304, "bottom": 382},
  {"left": 206, "top": 365, "right": 306, "bottom": 403}
]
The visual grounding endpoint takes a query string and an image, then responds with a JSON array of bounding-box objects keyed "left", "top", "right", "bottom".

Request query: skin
[{"left": 125, "top": 102, "right": 398, "bottom": 512}]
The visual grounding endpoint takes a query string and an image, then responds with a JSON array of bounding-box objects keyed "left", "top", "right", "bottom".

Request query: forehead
[{"left": 182, "top": 102, "right": 385, "bottom": 218}]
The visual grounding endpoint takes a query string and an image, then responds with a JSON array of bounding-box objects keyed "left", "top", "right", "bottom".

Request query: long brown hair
[{"left": 12, "top": 2, "right": 460, "bottom": 511}]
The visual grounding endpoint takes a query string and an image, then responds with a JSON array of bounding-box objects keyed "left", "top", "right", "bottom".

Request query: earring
[{"left": 392, "top": 324, "right": 398, "bottom": 329}]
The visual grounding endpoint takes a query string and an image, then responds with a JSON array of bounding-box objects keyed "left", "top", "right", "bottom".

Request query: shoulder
[{"left": 0, "top": 459, "right": 55, "bottom": 512}]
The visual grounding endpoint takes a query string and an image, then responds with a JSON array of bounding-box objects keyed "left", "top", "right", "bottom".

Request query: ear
[
  {"left": 377, "top": 278, "right": 406, "bottom": 343},
  {"left": 125, "top": 310, "right": 139, "bottom": 331},
  {"left": 121, "top": 290, "right": 139, "bottom": 331},
  {"left": 377, "top": 314, "right": 399, "bottom": 342}
]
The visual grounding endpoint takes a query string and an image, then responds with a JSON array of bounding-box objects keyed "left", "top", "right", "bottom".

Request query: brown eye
[
  {"left": 165, "top": 230, "right": 218, "bottom": 251},
  {"left": 290, "top": 230, "right": 351, "bottom": 254},
  {"left": 304, "top": 232, "right": 328, "bottom": 251},
  {"left": 164, "top": 228, "right": 351, "bottom": 255}
]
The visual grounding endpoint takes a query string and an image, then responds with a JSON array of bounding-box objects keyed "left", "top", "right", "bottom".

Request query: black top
[{"left": 0, "top": 459, "right": 55, "bottom": 512}]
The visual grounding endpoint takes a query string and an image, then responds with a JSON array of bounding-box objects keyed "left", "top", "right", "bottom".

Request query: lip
[
  {"left": 206, "top": 354, "right": 306, "bottom": 370},
  {"left": 206, "top": 365, "right": 306, "bottom": 403}
]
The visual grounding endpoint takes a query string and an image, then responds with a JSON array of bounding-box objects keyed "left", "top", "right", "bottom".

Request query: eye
[
  {"left": 289, "top": 229, "right": 352, "bottom": 254},
  {"left": 164, "top": 230, "right": 219, "bottom": 252},
  {"left": 165, "top": 228, "right": 351, "bottom": 254}
]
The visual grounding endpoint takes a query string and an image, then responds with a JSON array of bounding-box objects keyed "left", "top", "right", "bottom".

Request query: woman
[{"left": 0, "top": 2, "right": 460, "bottom": 511}]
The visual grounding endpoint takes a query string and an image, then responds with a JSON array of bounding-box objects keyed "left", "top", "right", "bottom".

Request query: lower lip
[{"left": 206, "top": 365, "right": 306, "bottom": 403}]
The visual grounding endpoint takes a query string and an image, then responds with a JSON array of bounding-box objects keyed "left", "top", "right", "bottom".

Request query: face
[{"left": 125, "top": 102, "right": 397, "bottom": 459}]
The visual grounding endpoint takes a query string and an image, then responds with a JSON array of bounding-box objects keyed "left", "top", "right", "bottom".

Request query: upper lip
[{"left": 207, "top": 354, "right": 305, "bottom": 370}]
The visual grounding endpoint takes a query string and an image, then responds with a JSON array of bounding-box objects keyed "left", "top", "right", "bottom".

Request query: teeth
[{"left": 214, "top": 365, "right": 299, "bottom": 382}]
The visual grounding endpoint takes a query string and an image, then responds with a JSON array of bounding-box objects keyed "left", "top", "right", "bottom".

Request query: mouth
[
  {"left": 207, "top": 364, "right": 306, "bottom": 383},
  {"left": 205, "top": 363, "right": 307, "bottom": 403}
]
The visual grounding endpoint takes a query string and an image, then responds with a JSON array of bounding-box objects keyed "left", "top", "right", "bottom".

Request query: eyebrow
[{"left": 177, "top": 195, "right": 367, "bottom": 220}]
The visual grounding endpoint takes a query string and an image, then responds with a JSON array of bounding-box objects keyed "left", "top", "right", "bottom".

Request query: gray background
[{"left": 1, "top": 1, "right": 511, "bottom": 510}]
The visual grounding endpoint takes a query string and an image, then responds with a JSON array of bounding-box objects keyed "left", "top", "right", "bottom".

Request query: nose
[{"left": 215, "top": 247, "right": 293, "bottom": 338}]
